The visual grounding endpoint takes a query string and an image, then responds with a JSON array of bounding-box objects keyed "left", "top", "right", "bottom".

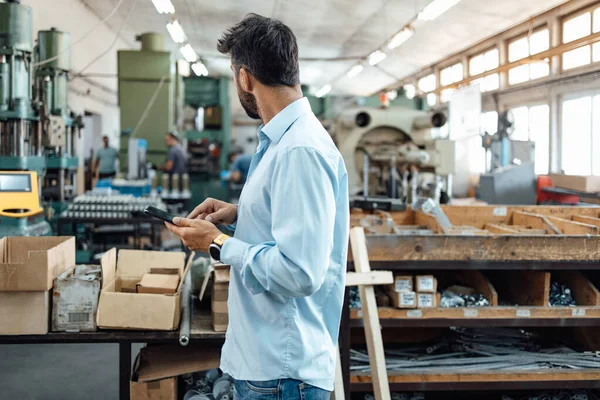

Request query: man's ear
[{"left": 238, "top": 67, "right": 254, "bottom": 92}]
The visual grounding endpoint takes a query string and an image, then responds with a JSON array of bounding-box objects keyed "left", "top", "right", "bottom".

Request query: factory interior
[{"left": 2, "top": 0, "right": 600, "bottom": 399}]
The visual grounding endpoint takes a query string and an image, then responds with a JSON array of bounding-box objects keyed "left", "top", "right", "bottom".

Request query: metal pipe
[
  {"left": 362, "top": 151, "right": 369, "bottom": 197},
  {"left": 179, "top": 265, "right": 192, "bottom": 346}
]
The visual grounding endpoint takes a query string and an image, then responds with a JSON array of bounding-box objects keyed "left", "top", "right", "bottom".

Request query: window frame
[{"left": 560, "top": 3, "right": 600, "bottom": 72}]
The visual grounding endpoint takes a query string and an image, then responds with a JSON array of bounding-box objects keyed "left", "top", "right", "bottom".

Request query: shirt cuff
[{"left": 221, "top": 237, "right": 249, "bottom": 269}]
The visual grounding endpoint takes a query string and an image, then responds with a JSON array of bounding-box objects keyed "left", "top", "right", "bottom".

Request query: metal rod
[{"left": 179, "top": 265, "right": 192, "bottom": 346}]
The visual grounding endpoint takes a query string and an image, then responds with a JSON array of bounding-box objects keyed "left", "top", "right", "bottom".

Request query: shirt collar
[{"left": 260, "top": 97, "right": 312, "bottom": 144}]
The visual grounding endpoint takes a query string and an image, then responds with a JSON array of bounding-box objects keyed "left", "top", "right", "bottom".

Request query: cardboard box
[
  {"left": 417, "top": 292, "right": 439, "bottom": 308},
  {"left": 96, "top": 249, "right": 192, "bottom": 331},
  {"left": 199, "top": 264, "right": 230, "bottom": 332},
  {"left": 388, "top": 291, "right": 417, "bottom": 309},
  {"left": 0, "top": 236, "right": 75, "bottom": 291},
  {"left": 131, "top": 344, "right": 221, "bottom": 400},
  {"left": 551, "top": 174, "right": 600, "bottom": 193},
  {"left": 52, "top": 264, "right": 103, "bottom": 332},
  {"left": 393, "top": 275, "right": 413, "bottom": 292},
  {"left": 0, "top": 290, "right": 50, "bottom": 335},
  {"left": 416, "top": 275, "right": 437, "bottom": 293},
  {"left": 137, "top": 273, "right": 180, "bottom": 295}
]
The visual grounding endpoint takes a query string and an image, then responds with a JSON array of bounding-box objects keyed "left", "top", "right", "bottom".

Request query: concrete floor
[{"left": 0, "top": 343, "right": 143, "bottom": 399}]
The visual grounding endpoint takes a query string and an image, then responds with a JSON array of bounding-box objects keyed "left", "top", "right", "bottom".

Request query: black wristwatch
[{"left": 208, "top": 233, "right": 230, "bottom": 261}]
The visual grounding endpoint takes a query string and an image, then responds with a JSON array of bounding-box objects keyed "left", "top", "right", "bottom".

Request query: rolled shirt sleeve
[{"left": 221, "top": 147, "right": 338, "bottom": 298}]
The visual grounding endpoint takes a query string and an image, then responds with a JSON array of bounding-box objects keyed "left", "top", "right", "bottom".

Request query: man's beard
[{"left": 238, "top": 85, "right": 260, "bottom": 120}]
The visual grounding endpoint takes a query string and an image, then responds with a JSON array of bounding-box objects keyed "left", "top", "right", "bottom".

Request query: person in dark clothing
[{"left": 162, "top": 131, "right": 187, "bottom": 191}]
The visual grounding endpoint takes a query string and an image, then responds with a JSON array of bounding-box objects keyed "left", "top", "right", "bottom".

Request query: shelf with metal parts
[{"left": 339, "top": 205, "right": 600, "bottom": 398}]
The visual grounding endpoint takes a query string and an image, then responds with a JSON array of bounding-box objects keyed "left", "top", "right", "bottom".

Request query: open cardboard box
[
  {"left": 0, "top": 236, "right": 75, "bottom": 291},
  {"left": 97, "top": 248, "right": 193, "bottom": 331},
  {"left": 199, "top": 264, "right": 231, "bottom": 332}
]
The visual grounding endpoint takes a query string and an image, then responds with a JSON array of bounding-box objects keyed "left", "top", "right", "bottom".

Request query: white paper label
[
  {"left": 418, "top": 294, "right": 434, "bottom": 307},
  {"left": 400, "top": 292, "right": 416, "bottom": 306},
  {"left": 357, "top": 310, "right": 363, "bottom": 318},
  {"left": 516, "top": 309, "right": 531, "bottom": 317},
  {"left": 493, "top": 207, "right": 508, "bottom": 216},
  {"left": 395, "top": 279, "right": 412, "bottom": 292},
  {"left": 463, "top": 309, "right": 478, "bottom": 317},
  {"left": 418, "top": 276, "right": 434, "bottom": 291},
  {"left": 572, "top": 309, "right": 586, "bottom": 317},
  {"left": 407, "top": 310, "right": 422, "bottom": 318}
]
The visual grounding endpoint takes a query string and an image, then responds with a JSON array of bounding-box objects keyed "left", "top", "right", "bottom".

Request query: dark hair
[{"left": 217, "top": 13, "right": 299, "bottom": 87}]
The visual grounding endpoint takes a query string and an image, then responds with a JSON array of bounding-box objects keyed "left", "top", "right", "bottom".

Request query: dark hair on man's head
[{"left": 217, "top": 13, "right": 300, "bottom": 87}]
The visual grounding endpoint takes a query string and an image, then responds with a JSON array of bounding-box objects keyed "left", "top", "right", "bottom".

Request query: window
[
  {"left": 440, "top": 88, "right": 455, "bottom": 103},
  {"left": 440, "top": 63, "right": 463, "bottom": 86},
  {"left": 418, "top": 74, "right": 436, "bottom": 93},
  {"left": 427, "top": 93, "right": 438, "bottom": 107},
  {"left": 562, "top": 96, "right": 593, "bottom": 175},
  {"left": 562, "top": 6, "right": 600, "bottom": 70},
  {"left": 481, "top": 111, "right": 498, "bottom": 135},
  {"left": 509, "top": 104, "right": 550, "bottom": 175},
  {"left": 508, "top": 28, "right": 550, "bottom": 84},
  {"left": 469, "top": 48, "right": 500, "bottom": 92}
]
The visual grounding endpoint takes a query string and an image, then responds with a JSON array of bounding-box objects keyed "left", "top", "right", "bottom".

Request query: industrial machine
[
  {"left": 35, "top": 27, "right": 83, "bottom": 207},
  {"left": 334, "top": 107, "right": 456, "bottom": 210},
  {"left": 479, "top": 110, "right": 537, "bottom": 205},
  {"left": 482, "top": 110, "right": 535, "bottom": 172},
  {"left": 0, "top": 1, "right": 45, "bottom": 177},
  {"left": 0, "top": 171, "right": 51, "bottom": 236}
]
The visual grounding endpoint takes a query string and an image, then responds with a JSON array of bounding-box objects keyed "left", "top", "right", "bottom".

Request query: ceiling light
[
  {"left": 418, "top": 0, "right": 461, "bottom": 21},
  {"left": 427, "top": 93, "right": 437, "bottom": 107},
  {"left": 368, "top": 50, "right": 387, "bottom": 66},
  {"left": 191, "top": 62, "right": 209, "bottom": 77},
  {"left": 386, "top": 90, "right": 398, "bottom": 101},
  {"left": 388, "top": 27, "right": 415, "bottom": 50},
  {"left": 166, "top": 20, "right": 186, "bottom": 43},
  {"left": 315, "top": 84, "right": 332, "bottom": 98},
  {"left": 177, "top": 60, "right": 190, "bottom": 77},
  {"left": 179, "top": 44, "right": 197, "bottom": 63},
  {"left": 347, "top": 64, "right": 364, "bottom": 78},
  {"left": 151, "top": 0, "right": 174, "bottom": 14},
  {"left": 404, "top": 84, "right": 416, "bottom": 100}
]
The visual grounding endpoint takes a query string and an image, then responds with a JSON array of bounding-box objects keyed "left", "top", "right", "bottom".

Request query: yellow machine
[{"left": 0, "top": 171, "right": 51, "bottom": 237}]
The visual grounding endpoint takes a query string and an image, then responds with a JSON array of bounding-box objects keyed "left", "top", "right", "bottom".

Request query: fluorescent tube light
[
  {"left": 418, "top": 0, "right": 461, "bottom": 21},
  {"left": 368, "top": 50, "right": 387, "bottom": 66},
  {"left": 151, "top": 0, "right": 174, "bottom": 14},
  {"left": 166, "top": 20, "right": 186, "bottom": 43},
  {"left": 179, "top": 44, "right": 197, "bottom": 63},
  {"left": 315, "top": 84, "right": 332, "bottom": 98},
  {"left": 191, "top": 62, "right": 209, "bottom": 77},
  {"left": 347, "top": 64, "right": 364, "bottom": 78},
  {"left": 388, "top": 27, "right": 415, "bottom": 49}
]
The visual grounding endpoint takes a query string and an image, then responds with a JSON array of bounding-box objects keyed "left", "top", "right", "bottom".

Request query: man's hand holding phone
[{"left": 188, "top": 198, "right": 238, "bottom": 225}]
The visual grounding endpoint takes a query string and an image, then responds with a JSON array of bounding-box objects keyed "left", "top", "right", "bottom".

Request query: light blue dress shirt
[{"left": 220, "top": 97, "right": 349, "bottom": 391}]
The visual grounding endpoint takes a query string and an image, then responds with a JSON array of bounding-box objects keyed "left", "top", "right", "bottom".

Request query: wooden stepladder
[{"left": 332, "top": 227, "right": 393, "bottom": 400}]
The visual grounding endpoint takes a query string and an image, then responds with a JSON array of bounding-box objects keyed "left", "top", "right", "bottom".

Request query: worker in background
[
  {"left": 162, "top": 131, "right": 187, "bottom": 189},
  {"left": 227, "top": 149, "right": 252, "bottom": 184},
  {"left": 95, "top": 135, "right": 118, "bottom": 179},
  {"left": 165, "top": 13, "right": 349, "bottom": 399}
]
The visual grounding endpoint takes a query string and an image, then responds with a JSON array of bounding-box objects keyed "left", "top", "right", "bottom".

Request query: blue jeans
[{"left": 233, "top": 379, "right": 331, "bottom": 400}]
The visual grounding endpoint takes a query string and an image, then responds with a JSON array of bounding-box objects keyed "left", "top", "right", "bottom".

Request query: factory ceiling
[{"left": 82, "top": 0, "right": 567, "bottom": 97}]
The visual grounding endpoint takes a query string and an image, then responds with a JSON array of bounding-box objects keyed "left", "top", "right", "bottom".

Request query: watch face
[{"left": 209, "top": 243, "right": 221, "bottom": 261}]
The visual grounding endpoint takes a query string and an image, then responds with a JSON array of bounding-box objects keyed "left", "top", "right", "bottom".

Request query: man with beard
[{"left": 165, "top": 13, "right": 349, "bottom": 399}]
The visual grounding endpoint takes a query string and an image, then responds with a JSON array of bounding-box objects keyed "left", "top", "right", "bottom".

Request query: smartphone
[{"left": 143, "top": 206, "right": 177, "bottom": 224}]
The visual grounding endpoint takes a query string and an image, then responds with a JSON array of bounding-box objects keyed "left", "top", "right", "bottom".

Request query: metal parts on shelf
[
  {"left": 183, "top": 369, "right": 233, "bottom": 400},
  {"left": 549, "top": 282, "right": 577, "bottom": 307},
  {"left": 350, "top": 328, "right": 600, "bottom": 373},
  {"left": 441, "top": 286, "right": 490, "bottom": 308},
  {"left": 502, "top": 390, "right": 599, "bottom": 400},
  {"left": 61, "top": 193, "right": 166, "bottom": 220}
]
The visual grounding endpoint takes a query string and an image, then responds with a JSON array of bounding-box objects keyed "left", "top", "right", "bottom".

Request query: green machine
[
  {"left": 118, "top": 33, "right": 177, "bottom": 169},
  {"left": 34, "top": 27, "right": 83, "bottom": 212},
  {"left": 184, "top": 76, "right": 230, "bottom": 205},
  {"left": 0, "top": 0, "right": 50, "bottom": 236}
]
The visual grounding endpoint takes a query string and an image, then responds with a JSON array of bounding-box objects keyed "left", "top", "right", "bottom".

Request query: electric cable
[
  {"left": 72, "top": 0, "right": 139, "bottom": 78},
  {"left": 31, "top": 0, "right": 125, "bottom": 67}
]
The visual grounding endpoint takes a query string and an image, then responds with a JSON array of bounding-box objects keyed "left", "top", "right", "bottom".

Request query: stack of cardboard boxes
[
  {"left": 0, "top": 237, "right": 75, "bottom": 335},
  {"left": 387, "top": 274, "right": 439, "bottom": 309}
]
